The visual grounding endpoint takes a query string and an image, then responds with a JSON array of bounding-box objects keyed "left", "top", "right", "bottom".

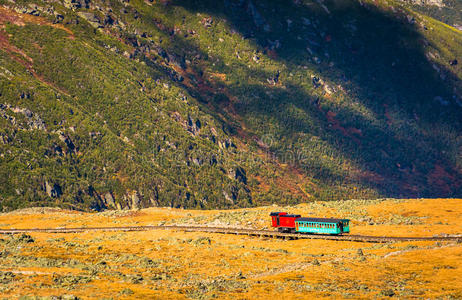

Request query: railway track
[{"left": 0, "top": 225, "right": 461, "bottom": 243}]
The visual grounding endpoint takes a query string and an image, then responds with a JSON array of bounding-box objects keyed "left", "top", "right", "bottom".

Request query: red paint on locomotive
[{"left": 270, "top": 212, "right": 301, "bottom": 232}]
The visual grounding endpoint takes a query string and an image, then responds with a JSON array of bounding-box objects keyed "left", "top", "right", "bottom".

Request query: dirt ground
[{"left": 0, "top": 198, "right": 461, "bottom": 299}]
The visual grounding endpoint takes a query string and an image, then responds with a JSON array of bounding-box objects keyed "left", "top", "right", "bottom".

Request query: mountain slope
[{"left": 0, "top": 0, "right": 461, "bottom": 211}]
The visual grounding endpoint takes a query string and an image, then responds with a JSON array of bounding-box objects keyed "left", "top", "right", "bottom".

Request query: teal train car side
[{"left": 295, "top": 217, "right": 350, "bottom": 235}]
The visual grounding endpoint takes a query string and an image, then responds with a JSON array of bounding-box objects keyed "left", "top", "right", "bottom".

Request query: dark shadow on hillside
[{"left": 159, "top": 0, "right": 462, "bottom": 197}]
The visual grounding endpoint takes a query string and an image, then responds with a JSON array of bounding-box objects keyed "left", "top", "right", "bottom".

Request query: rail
[{"left": 0, "top": 225, "right": 461, "bottom": 243}]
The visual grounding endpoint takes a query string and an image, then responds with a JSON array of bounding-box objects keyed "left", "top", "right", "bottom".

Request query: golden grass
[{"left": 0, "top": 198, "right": 461, "bottom": 299}]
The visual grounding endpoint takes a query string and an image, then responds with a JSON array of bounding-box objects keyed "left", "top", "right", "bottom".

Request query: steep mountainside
[
  {"left": 0, "top": 0, "right": 461, "bottom": 211},
  {"left": 398, "top": 0, "right": 462, "bottom": 29}
]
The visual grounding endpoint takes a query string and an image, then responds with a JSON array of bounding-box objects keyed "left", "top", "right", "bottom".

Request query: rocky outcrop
[
  {"left": 397, "top": 0, "right": 444, "bottom": 7},
  {"left": 103, "top": 192, "right": 116, "bottom": 208},
  {"left": 63, "top": 0, "right": 90, "bottom": 10},
  {"left": 1, "top": 104, "right": 46, "bottom": 131},
  {"left": 77, "top": 12, "right": 102, "bottom": 28},
  {"left": 57, "top": 132, "right": 76, "bottom": 152},
  {"left": 45, "top": 181, "right": 62, "bottom": 198}
]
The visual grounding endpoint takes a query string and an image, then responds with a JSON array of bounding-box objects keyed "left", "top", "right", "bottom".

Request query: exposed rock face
[
  {"left": 77, "top": 12, "right": 102, "bottom": 28},
  {"left": 234, "top": 167, "right": 247, "bottom": 184},
  {"left": 397, "top": 0, "right": 444, "bottom": 7},
  {"left": 104, "top": 192, "right": 116, "bottom": 208},
  {"left": 187, "top": 115, "right": 201, "bottom": 136},
  {"left": 1, "top": 105, "right": 46, "bottom": 131},
  {"left": 57, "top": 133, "right": 76, "bottom": 152},
  {"left": 131, "top": 191, "right": 141, "bottom": 209},
  {"left": 45, "top": 181, "right": 62, "bottom": 198},
  {"left": 63, "top": 0, "right": 90, "bottom": 10}
]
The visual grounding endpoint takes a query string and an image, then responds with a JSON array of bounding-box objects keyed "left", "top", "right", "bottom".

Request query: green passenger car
[{"left": 295, "top": 217, "right": 350, "bottom": 235}]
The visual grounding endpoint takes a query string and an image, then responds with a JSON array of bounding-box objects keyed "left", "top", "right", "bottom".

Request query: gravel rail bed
[{"left": 0, "top": 226, "right": 461, "bottom": 243}]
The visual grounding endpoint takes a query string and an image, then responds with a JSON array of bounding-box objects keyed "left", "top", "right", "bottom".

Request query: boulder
[
  {"left": 64, "top": 0, "right": 90, "bottom": 10},
  {"left": 77, "top": 12, "right": 102, "bottom": 28},
  {"left": 131, "top": 192, "right": 141, "bottom": 209},
  {"left": 104, "top": 192, "right": 116, "bottom": 208}
]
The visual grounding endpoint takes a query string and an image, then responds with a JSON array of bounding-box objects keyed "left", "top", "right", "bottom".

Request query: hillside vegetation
[{"left": 0, "top": 0, "right": 462, "bottom": 210}]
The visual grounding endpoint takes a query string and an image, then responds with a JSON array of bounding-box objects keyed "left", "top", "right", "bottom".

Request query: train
[{"left": 270, "top": 212, "right": 350, "bottom": 235}]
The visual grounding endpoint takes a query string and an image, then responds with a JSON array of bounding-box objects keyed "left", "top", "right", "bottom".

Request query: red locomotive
[{"left": 270, "top": 212, "right": 301, "bottom": 233}]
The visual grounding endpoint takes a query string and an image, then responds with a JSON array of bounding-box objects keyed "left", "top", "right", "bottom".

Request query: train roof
[
  {"left": 280, "top": 214, "right": 301, "bottom": 218},
  {"left": 296, "top": 217, "right": 349, "bottom": 223},
  {"left": 269, "top": 212, "right": 287, "bottom": 216}
]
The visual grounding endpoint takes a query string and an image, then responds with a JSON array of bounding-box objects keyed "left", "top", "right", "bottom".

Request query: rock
[
  {"left": 77, "top": 12, "right": 102, "bottom": 28},
  {"left": 103, "top": 14, "right": 115, "bottom": 26},
  {"left": 450, "top": 59, "right": 458, "bottom": 66},
  {"left": 380, "top": 289, "right": 395, "bottom": 297},
  {"left": 187, "top": 115, "right": 201, "bottom": 136},
  {"left": 192, "top": 157, "right": 201, "bottom": 166},
  {"left": 104, "top": 192, "right": 116, "bottom": 208},
  {"left": 312, "top": 76, "right": 322, "bottom": 88},
  {"left": 89, "top": 131, "right": 101, "bottom": 139},
  {"left": 201, "top": 17, "right": 213, "bottom": 28},
  {"left": 234, "top": 167, "right": 247, "bottom": 184},
  {"left": 219, "top": 139, "right": 235, "bottom": 150},
  {"left": 53, "top": 144, "right": 63, "bottom": 156},
  {"left": 45, "top": 181, "right": 62, "bottom": 198},
  {"left": 131, "top": 192, "right": 141, "bottom": 209},
  {"left": 223, "top": 191, "right": 234, "bottom": 203},
  {"left": 267, "top": 70, "right": 280, "bottom": 85},
  {"left": 54, "top": 14, "right": 64, "bottom": 23},
  {"left": 407, "top": 15, "right": 415, "bottom": 24},
  {"left": 58, "top": 133, "right": 76, "bottom": 151},
  {"left": 64, "top": 0, "right": 90, "bottom": 10}
]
